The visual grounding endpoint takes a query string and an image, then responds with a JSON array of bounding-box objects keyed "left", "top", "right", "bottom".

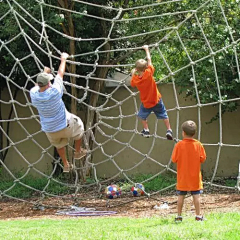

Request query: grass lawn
[{"left": 0, "top": 212, "right": 239, "bottom": 240}]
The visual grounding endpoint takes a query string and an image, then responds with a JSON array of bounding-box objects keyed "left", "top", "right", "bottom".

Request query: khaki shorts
[{"left": 45, "top": 114, "right": 84, "bottom": 149}]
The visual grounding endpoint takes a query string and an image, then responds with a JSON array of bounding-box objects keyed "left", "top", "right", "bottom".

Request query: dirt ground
[{"left": 0, "top": 192, "right": 239, "bottom": 220}]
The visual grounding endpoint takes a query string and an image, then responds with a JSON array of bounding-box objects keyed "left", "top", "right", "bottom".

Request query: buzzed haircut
[
  {"left": 135, "top": 59, "right": 147, "bottom": 71},
  {"left": 181, "top": 120, "right": 196, "bottom": 137}
]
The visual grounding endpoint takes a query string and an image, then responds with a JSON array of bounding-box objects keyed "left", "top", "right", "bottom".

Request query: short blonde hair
[
  {"left": 181, "top": 120, "right": 196, "bottom": 137},
  {"left": 135, "top": 59, "right": 147, "bottom": 71}
]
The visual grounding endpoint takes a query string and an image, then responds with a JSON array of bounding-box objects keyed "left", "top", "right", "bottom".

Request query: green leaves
[{"left": 1, "top": 0, "right": 239, "bottom": 120}]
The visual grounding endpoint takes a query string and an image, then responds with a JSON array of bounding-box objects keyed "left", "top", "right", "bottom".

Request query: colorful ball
[
  {"left": 105, "top": 184, "right": 121, "bottom": 199},
  {"left": 131, "top": 183, "right": 145, "bottom": 197}
]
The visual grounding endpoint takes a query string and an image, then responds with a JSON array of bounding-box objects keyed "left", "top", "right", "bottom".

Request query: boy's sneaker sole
[
  {"left": 175, "top": 216, "right": 183, "bottom": 223},
  {"left": 63, "top": 164, "right": 73, "bottom": 173},
  {"left": 166, "top": 130, "right": 173, "bottom": 140},
  {"left": 141, "top": 130, "right": 150, "bottom": 138},
  {"left": 195, "top": 216, "right": 206, "bottom": 221}
]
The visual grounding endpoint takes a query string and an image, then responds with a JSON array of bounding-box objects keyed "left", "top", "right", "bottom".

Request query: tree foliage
[
  {"left": 0, "top": 0, "right": 239, "bottom": 114},
  {"left": 115, "top": 0, "right": 240, "bottom": 121}
]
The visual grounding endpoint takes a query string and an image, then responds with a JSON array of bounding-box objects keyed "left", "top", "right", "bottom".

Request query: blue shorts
[
  {"left": 176, "top": 190, "right": 203, "bottom": 196},
  {"left": 138, "top": 98, "right": 168, "bottom": 120}
]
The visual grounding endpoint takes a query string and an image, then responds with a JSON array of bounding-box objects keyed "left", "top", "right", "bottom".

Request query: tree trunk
[
  {"left": 2, "top": 88, "right": 19, "bottom": 161},
  {"left": 84, "top": 14, "right": 111, "bottom": 176},
  {"left": 67, "top": 12, "right": 77, "bottom": 115},
  {"left": 58, "top": 0, "right": 76, "bottom": 177},
  {"left": 0, "top": 89, "right": 3, "bottom": 161}
]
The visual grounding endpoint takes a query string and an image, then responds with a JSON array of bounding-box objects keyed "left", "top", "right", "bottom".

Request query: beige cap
[{"left": 37, "top": 73, "right": 54, "bottom": 86}]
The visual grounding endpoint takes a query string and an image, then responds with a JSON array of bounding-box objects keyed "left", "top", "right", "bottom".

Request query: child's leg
[
  {"left": 177, "top": 195, "right": 185, "bottom": 216},
  {"left": 164, "top": 118, "right": 173, "bottom": 140},
  {"left": 142, "top": 119, "right": 149, "bottom": 130},
  {"left": 138, "top": 104, "right": 151, "bottom": 135},
  {"left": 163, "top": 118, "right": 171, "bottom": 130},
  {"left": 74, "top": 138, "right": 82, "bottom": 153},
  {"left": 71, "top": 115, "right": 86, "bottom": 158},
  {"left": 74, "top": 138, "right": 87, "bottom": 159},
  {"left": 45, "top": 132, "right": 69, "bottom": 170},
  {"left": 192, "top": 194, "right": 201, "bottom": 216},
  {"left": 56, "top": 147, "right": 69, "bottom": 167},
  {"left": 152, "top": 99, "right": 173, "bottom": 139}
]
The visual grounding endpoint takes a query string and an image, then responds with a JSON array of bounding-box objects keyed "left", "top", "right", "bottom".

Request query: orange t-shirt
[
  {"left": 131, "top": 65, "right": 161, "bottom": 108},
  {"left": 171, "top": 138, "right": 206, "bottom": 191}
]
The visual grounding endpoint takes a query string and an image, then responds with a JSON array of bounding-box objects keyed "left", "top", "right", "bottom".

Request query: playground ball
[
  {"left": 105, "top": 184, "right": 121, "bottom": 199},
  {"left": 131, "top": 183, "right": 145, "bottom": 197}
]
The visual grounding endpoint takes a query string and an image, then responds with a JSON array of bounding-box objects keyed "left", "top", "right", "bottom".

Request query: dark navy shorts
[
  {"left": 138, "top": 98, "right": 168, "bottom": 120},
  {"left": 176, "top": 190, "right": 203, "bottom": 195}
]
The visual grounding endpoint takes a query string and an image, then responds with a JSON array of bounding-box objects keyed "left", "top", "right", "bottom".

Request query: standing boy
[
  {"left": 130, "top": 45, "right": 173, "bottom": 140},
  {"left": 171, "top": 120, "right": 206, "bottom": 222}
]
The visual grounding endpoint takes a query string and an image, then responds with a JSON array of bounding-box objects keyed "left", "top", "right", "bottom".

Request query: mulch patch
[{"left": 0, "top": 193, "right": 239, "bottom": 220}]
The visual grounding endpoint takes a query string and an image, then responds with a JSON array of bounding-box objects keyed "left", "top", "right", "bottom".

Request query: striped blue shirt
[{"left": 30, "top": 74, "right": 68, "bottom": 133}]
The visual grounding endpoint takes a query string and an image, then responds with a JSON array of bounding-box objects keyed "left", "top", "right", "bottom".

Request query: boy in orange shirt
[
  {"left": 131, "top": 45, "right": 173, "bottom": 140},
  {"left": 171, "top": 120, "right": 206, "bottom": 222}
]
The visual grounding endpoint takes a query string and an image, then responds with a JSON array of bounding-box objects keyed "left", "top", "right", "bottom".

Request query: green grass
[
  {"left": 134, "top": 173, "right": 176, "bottom": 191},
  {"left": 0, "top": 171, "right": 176, "bottom": 199},
  {"left": 120, "top": 173, "right": 176, "bottom": 192},
  {"left": 0, "top": 212, "right": 239, "bottom": 240},
  {"left": 0, "top": 175, "right": 70, "bottom": 198},
  {"left": 225, "top": 179, "right": 236, "bottom": 188}
]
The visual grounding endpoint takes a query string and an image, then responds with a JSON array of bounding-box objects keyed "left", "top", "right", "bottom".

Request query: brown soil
[{"left": 0, "top": 193, "right": 239, "bottom": 220}]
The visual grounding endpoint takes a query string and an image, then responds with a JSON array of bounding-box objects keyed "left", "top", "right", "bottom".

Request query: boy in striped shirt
[{"left": 30, "top": 53, "right": 85, "bottom": 173}]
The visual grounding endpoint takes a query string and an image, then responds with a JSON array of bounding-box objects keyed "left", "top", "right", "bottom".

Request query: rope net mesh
[{"left": 0, "top": 0, "right": 240, "bottom": 207}]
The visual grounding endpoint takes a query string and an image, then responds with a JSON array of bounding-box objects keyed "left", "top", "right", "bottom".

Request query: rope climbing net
[{"left": 0, "top": 0, "right": 240, "bottom": 208}]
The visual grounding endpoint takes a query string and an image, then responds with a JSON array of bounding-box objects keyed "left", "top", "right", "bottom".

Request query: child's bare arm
[
  {"left": 131, "top": 68, "right": 137, "bottom": 76},
  {"left": 142, "top": 45, "right": 152, "bottom": 66},
  {"left": 130, "top": 68, "right": 136, "bottom": 87}
]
